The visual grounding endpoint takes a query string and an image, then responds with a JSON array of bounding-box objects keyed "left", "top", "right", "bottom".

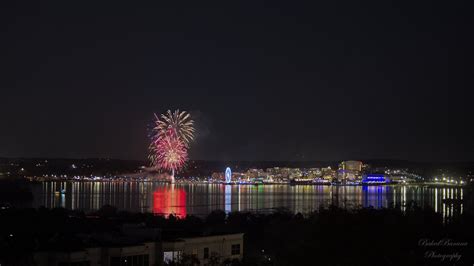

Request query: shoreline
[{"left": 25, "top": 179, "right": 467, "bottom": 188}]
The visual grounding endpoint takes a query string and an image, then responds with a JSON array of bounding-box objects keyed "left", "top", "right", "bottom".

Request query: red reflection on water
[{"left": 153, "top": 188, "right": 187, "bottom": 218}]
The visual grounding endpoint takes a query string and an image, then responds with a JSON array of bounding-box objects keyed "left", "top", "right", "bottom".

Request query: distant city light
[{"left": 225, "top": 167, "right": 232, "bottom": 183}]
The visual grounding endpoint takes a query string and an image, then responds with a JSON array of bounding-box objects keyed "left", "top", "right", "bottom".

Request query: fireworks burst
[
  {"left": 149, "top": 110, "right": 195, "bottom": 177},
  {"left": 151, "top": 128, "right": 188, "bottom": 172},
  {"left": 155, "top": 110, "right": 194, "bottom": 146}
]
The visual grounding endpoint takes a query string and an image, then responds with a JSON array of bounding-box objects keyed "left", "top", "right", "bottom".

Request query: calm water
[{"left": 30, "top": 182, "right": 465, "bottom": 220}]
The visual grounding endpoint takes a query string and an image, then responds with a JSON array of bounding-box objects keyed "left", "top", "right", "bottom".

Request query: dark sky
[{"left": 1, "top": 1, "right": 473, "bottom": 162}]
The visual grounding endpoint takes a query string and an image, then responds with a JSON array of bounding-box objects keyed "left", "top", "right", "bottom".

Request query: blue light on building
[{"left": 362, "top": 174, "right": 387, "bottom": 184}]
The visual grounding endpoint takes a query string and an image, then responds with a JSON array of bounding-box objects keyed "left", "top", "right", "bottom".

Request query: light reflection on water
[{"left": 31, "top": 182, "right": 465, "bottom": 220}]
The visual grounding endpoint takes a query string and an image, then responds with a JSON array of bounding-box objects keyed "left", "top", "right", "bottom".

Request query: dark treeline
[{"left": 1, "top": 204, "right": 473, "bottom": 266}]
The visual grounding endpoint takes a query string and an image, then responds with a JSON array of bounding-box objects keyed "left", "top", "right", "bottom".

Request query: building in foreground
[
  {"left": 33, "top": 229, "right": 244, "bottom": 266},
  {"left": 34, "top": 243, "right": 159, "bottom": 266},
  {"left": 163, "top": 233, "right": 244, "bottom": 265}
]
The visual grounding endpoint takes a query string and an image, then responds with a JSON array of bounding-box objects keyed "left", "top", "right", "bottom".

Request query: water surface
[{"left": 31, "top": 182, "right": 465, "bottom": 220}]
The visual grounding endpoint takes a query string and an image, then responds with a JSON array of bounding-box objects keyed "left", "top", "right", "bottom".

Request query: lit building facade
[
  {"left": 321, "top": 167, "right": 336, "bottom": 181},
  {"left": 338, "top": 160, "right": 363, "bottom": 183},
  {"left": 362, "top": 174, "right": 387, "bottom": 184}
]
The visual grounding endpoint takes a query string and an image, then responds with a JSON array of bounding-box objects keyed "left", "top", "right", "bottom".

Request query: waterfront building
[
  {"left": 307, "top": 168, "right": 322, "bottom": 178},
  {"left": 340, "top": 160, "right": 363, "bottom": 172},
  {"left": 321, "top": 167, "right": 336, "bottom": 181},
  {"left": 211, "top": 172, "right": 223, "bottom": 180},
  {"left": 212, "top": 170, "right": 244, "bottom": 182},
  {"left": 362, "top": 174, "right": 388, "bottom": 184},
  {"left": 384, "top": 169, "right": 423, "bottom": 183},
  {"left": 338, "top": 161, "right": 363, "bottom": 183},
  {"left": 265, "top": 167, "right": 292, "bottom": 181}
]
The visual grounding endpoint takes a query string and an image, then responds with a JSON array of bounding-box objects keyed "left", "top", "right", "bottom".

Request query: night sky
[{"left": 1, "top": 1, "right": 473, "bottom": 162}]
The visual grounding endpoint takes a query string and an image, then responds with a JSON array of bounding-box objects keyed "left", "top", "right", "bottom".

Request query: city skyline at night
[{"left": 1, "top": 1, "right": 473, "bottom": 265}]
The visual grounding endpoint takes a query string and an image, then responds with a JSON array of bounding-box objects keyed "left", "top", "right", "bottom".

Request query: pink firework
[{"left": 151, "top": 129, "right": 188, "bottom": 172}]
